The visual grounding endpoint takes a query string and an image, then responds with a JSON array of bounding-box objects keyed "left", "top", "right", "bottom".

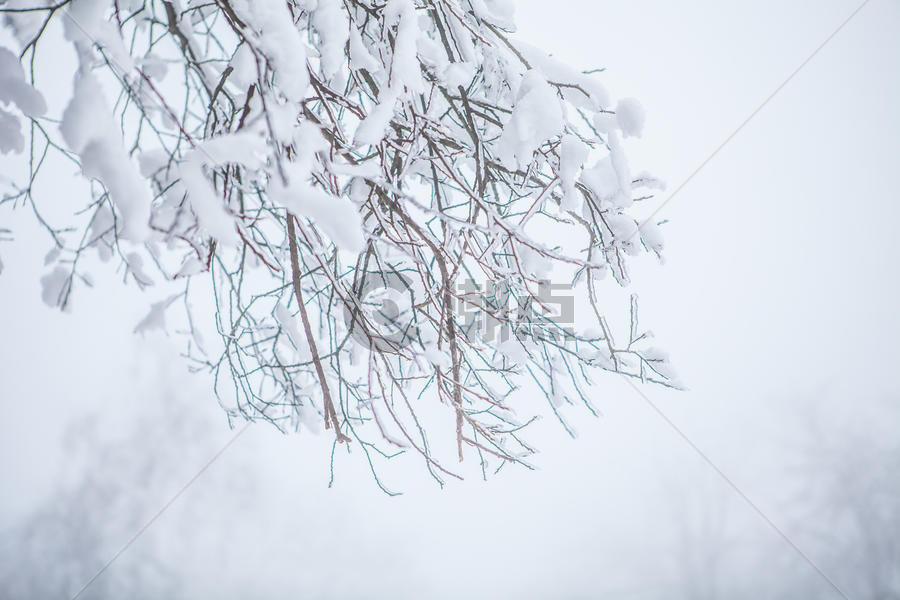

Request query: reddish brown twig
[{"left": 286, "top": 212, "right": 349, "bottom": 442}]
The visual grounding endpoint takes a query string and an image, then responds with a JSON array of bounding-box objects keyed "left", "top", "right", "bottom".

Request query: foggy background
[{"left": 2, "top": 0, "right": 899, "bottom": 597}]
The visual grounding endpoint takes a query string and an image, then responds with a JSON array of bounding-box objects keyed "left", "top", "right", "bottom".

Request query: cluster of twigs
[{"left": 1, "top": 0, "right": 676, "bottom": 487}]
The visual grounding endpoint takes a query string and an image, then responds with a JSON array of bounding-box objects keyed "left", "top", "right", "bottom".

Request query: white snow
[
  {"left": 384, "top": 0, "right": 424, "bottom": 93},
  {"left": 311, "top": 0, "right": 349, "bottom": 80},
  {"left": 605, "top": 213, "right": 640, "bottom": 255},
  {"left": 0, "top": 109, "right": 24, "bottom": 155},
  {"left": 269, "top": 166, "right": 366, "bottom": 253},
  {"left": 40, "top": 266, "right": 71, "bottom": 309},
  {"left": 64, "top": 0, "right": 135, "bottom": 74},
  {"left": 134, "top": 294, "right": 181, "bottom": 335},
  {"left": 237, "top": 0, "right": 310, "bottom": 102},
  {"left": 422, "top": 342, "right": 451, "bottom": 370},
  {"left": 0, "top": 47, "right": 48, "bottom": 118},
  {"left": 442, "top": 61, "right": 475, "bottom": 89},
  {"left": 469, "top": 0, "right": 516, "bottom": 29},
  {"left": 125, "top": 251, "right": 152, "bottom": 284},
  {"left": 558, "top": 134, "right": 588, "bottom": 212},
  {"left": 639, "top": 220, "right": 665, "bottom": 255},
  {"left": 175, "top": 256, "right": 205, "bottom": 278},
  {"left": 633, "top": 171, "right": 666, "bottom": 191},
  {"left": 0, "top": 46, "right": 47, "bottom": 154},
  {"left": 607, "top": 132, "right": 633, "bottom": 207},
  {"left": 61, "top": 72, "right": 152, "bottom": 242},
  {"left": 354, "top": 89, "right": 400, "bottom": 146},
  {"left": 580, "top": 157, "right": 620, "bottom": 206},
  {"left": 615, "top": 97, "right": 645, "bottom": 138},
  {"left": 79, "top": 139, "right": 154, "bottom": 242},
  {"left": 227, "top": 43, "right": 257, "bottom": 92},
  {"left": 193, "top": 130, "right": 266, "bottom": 168},
  {"left": 512, "top": 41, "right": 610, "bottom": 109},
  {"left": 592, "top": 112, "right": 617, "bottom": 134},
  {"left": 274, "top": 302, "right": 312, "bottom": 361},
  {"left": 497, "top": 338, "right": 529, "bottom": 366},
  {"left": 177, "top": 160, "right": 238, "bottom": 245},
  {"left": 348, "top": 26, "right": 380, "bottom": 72},
  {"left": 270, "top": 122, "right": 366, "bottom": 252},
  {"left": 176, "top": 131, "right": 267, "bottom": 246},
  {"left": 496, "top": 70, "right": 564, "bottom": 170}
]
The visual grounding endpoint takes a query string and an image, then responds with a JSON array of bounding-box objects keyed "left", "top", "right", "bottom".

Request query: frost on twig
[{"left": 1, "top": 0, "right": 678, "bottom": 486}]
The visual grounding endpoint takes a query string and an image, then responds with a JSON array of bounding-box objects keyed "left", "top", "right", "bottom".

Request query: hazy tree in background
[
  {"left": 0, "top": 0, "right": 675, "bottom": 485},
  {"left": 656, "top": 394, "right": 900, "bottom": 600},
  {"left": 784, "top": 396, "right": 900, "bottom": 599},
  {"left": 0, "top": 392, "right": 222, "bottom": 599}
]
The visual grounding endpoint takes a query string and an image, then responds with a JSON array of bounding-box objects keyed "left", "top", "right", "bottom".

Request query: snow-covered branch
[{"left": 0, "top": 0, "right": 677, "bottom": 485}]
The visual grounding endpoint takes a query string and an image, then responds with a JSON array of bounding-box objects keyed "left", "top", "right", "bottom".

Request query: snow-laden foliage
[{"left": 1, "top": 0, "right": 676, "bottom": 485}]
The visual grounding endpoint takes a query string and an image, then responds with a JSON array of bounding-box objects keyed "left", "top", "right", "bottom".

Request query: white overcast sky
[{"left": 1, "top": 1, "right": 899, "bottom": 597}]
